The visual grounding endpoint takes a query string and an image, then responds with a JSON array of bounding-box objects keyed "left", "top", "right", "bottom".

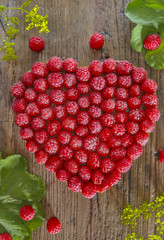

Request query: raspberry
[
  {"left": 11, "top": 82, "right": 26, "bottom": 98},
  {"left": 29, "top": 36, "right": 45, "bottom": 52},
  {"left": 89, "top": 33, "right": 104, "bottom": 50},
  {"left": 61, "top": 117, "right": 77, "bottom": 131},
  {"left": 20, "top": 127, "right": 34, "bottom": 140},
  {"left": 140, "top": 119, "right": 154, "bottom": 133},
  {"left": 46, "top": 120, "right": 61, "bottom": 136},
  {"left": 102, "top": 87, "right": 115, "bottom": 99},
  {"left": 41, "top": 107, "right": 55, "bottom": 120},
  {"left": 57, "top": 130, "right": 71, "bottom": 144},
  {"left": 78, "top": 165, "right": 92, "bottom": 182},
  {"left": 115, "top": 112, "right": 128, "bottom": 123},
  {"left": 68, "top": 176, "right": 83, "bottom": 192},
  {"left": 108, "top": 136, "right": 122, "bottom": 149},
  {"left": 97, "top": 142, "right": 110, "bottom": 157},
  {"left": 63, "top": 58, "right": 78, "bottom": 72},
  {"left": 129, "top": 84, "right": 141, "bottom": 97},
  {"left": 89, "top": 91, "right": 102, "bottom": 105},
  {"left": 121, "top": 133, "right": 134, "bottom": 148},
  {"left": 66, "top": 87, "right": 80, "bottom": 101},
  {"left": 12, "top": 98, "right": 27, "bottom": 113},
  {"left": 47, "top": 217, "right": 61, "bottom": 234},
  {"left": 32, "top": 62, "right": 49, "bottom": 78},
  {"left": 118, "top": 75, "right": 132, "bottom": 88},
  {"left": 44, "top": 138, "right": 59, "bottom": 154},
  {"left": 69, "top": 136, "right": 83, "bottom": 150},
  {"left": 101, "top": 113, "right": 115, "bottom": 127},
  {"left": 45, "top": 156, "right": 63, "bottom": 173},
  {"left": 89, "top": 60, "right": 103, "bottom": 76},
  {"left": 56, "top": 168, "right": 71, "bottom": 182},
  {"left": 82, "top": 182, "right": 97, "bottom": 198},
  {"left": 77, "top": 111, "right": 91, "bottom": 126},
  {"left": 135, "top": 131, "right": 149, "bottom": 146},
  {"left": 87, "top": 152, "right": 100, "bottom": 169},
  {"left": 116, "top": 60, "right": 133, "bottom": 75},
  {"left": 92, "top": 170, "right": 104, "bottom": 185},
  {"left": 35, "top": 150, "right": 49, "bottom": 164},
  {"left": 47, "top": 56, "right": 63, "bottom": 72},
  {"left": 88, "top": 120, "right": 102, "bottom": 134},
  {"left": 99, "top": 128, "right": 112, "bottom": 142},
  {"left": 132, "top": 67, "right": 147, "bottom": 83},
  {"left": 24, "top": 88, "right": 37, "bottom": 102},
  {"left": 34, "top": 130, "right": 49, "bottom": 144},
  {"left": 88, "top": 106, "right": 102, "bottom": 120},
  {"left": 107, "top": 169, "right": 121, "bottom": 187},
  {"left": 83, "top": 135, "right": 99, "bottom": 151},
  {"left": 78, "top": 96, "right": 90, "bottom": 109},
  {"left": 33, "top": 78, "right": 49, "bottom": 92},
  {"left": 110, "top": 147, "right": 126, "bottom": 161},
  {"left": 103, "top": 58, "right": 116, "bottom": 73},
  {"left": 101, "top": 99, "right": 115, "bottom": 112},
  {"left": 15, "top": 113, "right": 31, "bottom": 127},
  {"left": 115, "top": 100, "right": 128, "bottom": 112},
  {"left": 115, "top": 88, "right": 128, "bottom": 100},
  {"left": 75, "top": 126, "right": 89, "bottom": 137},
  {"left": 74, "top": 149, "right": 88, "bottom": 164},
  {"left": 22, "top": 72, "right": 35, "bottom": 87},
  {"left": 96, "top": 176, "right": 112, "bottom": 193},
  {"left": 48, "top": 72, "right": 64, "bottom": 88},
  {"left": 50, "top": 89, "right": 66, "bottom": 105},
  {"left": 77, "top": 83, "right": 90, "bottom": 94},
  {"left": 58, "top": 146, "right": 73, "bottom": 160},
  {"left": 63, "top": 73, "right": 77, "bottom": 88},
  {"left": 90, "top": 76, "right": 106, "bottom": 91},
  {"left": 145, "top": 108, "right": 160, "bottom": 122},
  {"left": 159, "top": 150, "right": 164, "bottom": 164},
  {"left": 64, "top": 159, "right": 80, "bottom": 174},
  {"left": 54, "top": 105, "right": 66, "bottom": 119},
  {"left": 31, "top": 116, "right": 46, "bottom": 130},
  {"left": 144, "top": 34, "right": 161, "bottom": 50},
  {"left": 142, "top": 94, "right": 158, "bottom": 107},
  {"left": 20, "top": 205, "right": 35, "bottom": 221},
  {"left": 141, "top": 78, "right": 157, "bottom": 93},
  {"left": 105, "top": 73, "right": 118, "bottom": 86},
  {"left": 126, "top": 121, "right": 139, "bottom": 134},
  {"left": 37, "top": 93, "right": 50, "bottom": 107},
  {"left": 128, "top": 97, "right": 141, "bottom": 109},
  {"left": 129, "top": 109, "right": 145, "bottom": 122},
  {"left": 76, "top": 67, "right": 91, "bottom": 82},
  {"left": 26, "top": 139, "right": 40, "bottom": 153},
  {"left": 0, "top": 233, "right": 11, "bottom": 240},
  {"left": 127, "top": 143, "right": 143, "bottom": 160},
  {"left": 116, "top": 156, "right": 132, "bottom": 173},
  {"left": 112, "top": 123, "right": 126, "bottom": 136}
]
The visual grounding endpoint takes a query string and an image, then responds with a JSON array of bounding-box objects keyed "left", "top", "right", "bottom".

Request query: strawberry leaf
[{"left": 145, "top": 0, "right": 164, "bottom": 10}]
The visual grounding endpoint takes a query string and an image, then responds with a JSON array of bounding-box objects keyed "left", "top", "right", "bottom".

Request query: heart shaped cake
[{"left": 11, "top": 57, "right": 160, "bottom": 198}]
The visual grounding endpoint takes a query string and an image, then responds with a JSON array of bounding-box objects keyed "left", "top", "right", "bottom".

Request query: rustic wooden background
[{"left": 0, "top": 0, "right": 164, "bottom": 239}]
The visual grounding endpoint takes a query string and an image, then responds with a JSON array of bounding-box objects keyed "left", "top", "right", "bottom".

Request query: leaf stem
[{"left": 4, "top": 7, "right": 29, "bottom": 14}]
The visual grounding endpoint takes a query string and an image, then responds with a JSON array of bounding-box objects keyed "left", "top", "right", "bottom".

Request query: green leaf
[
  {"left": 0, "top": 154, "right": 45, "bottom": 239},
  {"left": 145, "top": 0, "right": 164, "bottom": 10},
  {"left": 0, "top": 5, "right": 5, "bottom": 11}
]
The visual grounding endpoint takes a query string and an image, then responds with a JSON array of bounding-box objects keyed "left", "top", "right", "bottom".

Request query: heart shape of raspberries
[{"left": 11, "top": 57, "right": 160, "bottom": 198}]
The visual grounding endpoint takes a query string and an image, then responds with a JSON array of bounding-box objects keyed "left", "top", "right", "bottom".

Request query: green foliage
[
  {"left": 0, "top": 40, "right": 17, "bottom": 62},
  {"left": 21, "top": 0, "right": 34, "bottom": 9}
]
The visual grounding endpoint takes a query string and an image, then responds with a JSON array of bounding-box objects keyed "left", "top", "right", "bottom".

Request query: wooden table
[{"left": 0, "top": 0, "right": 164, "bottom": 239}]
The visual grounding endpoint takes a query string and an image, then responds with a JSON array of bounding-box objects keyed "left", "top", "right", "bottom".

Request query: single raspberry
[
  {"left": 87, "top": 152, "right": 101, "bottom": 169},
  {"left": 132, "top": 67, "right": 147, "bottom": 83},
  {"left": 29, "top": 36, "right": 45, "bottom": 52},
  {"left": 34, "top": 129, "right": 49, "bottom": 144},
  {"left": 45, "top": 156, "right": 63, "bottom": 173},
  {"left": 48, "top": 72, "right": 64, "bottom": 88},
  {"left": 83, "top": 135, "right": 99, "bottom": 151},
  {"left": 89, "top": 60, "right": 103, "bottom": 76},
  {"left": 105, "top": 73, "right": 118, "bottom": 86},
  {"left": 41, "top": 107, "right": 55, "bottom": 120},
  {"left": 76, "top": 67, "right": 91, "bottom": 82},
  {"left": 90, "top": 76, "right": 106, "bottom": 91},
  {"left": 44, "top": 138, "right": 59, "bottom": 154},
  {"left": 121, "top": 133, "right": 134, "bottom": 148},
  {"left": 92, "top": 170, "right": 104, "bottom": 185},
  {"left": 57, "top": 130, "right": 71, "bottom": 144},
  {"left": 89, "top": 33, "right": 104, "bottom": 50},
  {"left": 12, "top": 98, "right": 27, "bottom": 113},
  {"left": 115, "top": 88, "right": 128, "bottom": 100},
  {"left": 97, "top": 142, "right": 110, "bottom": 157},
  {"left": 15, "top": 113, "right": 31, "bottom": 127},
  {"left": 128, "top": 97, "right": 141, "bottom": 109},
  {"left": 56, "top": 168, "right": 71, "bottom": 182},
  {"left": 115, "top": 112, "right": 128, "bottom": 123},
  {"left": 101, "top": 99, "right": 115, "bottom": 112},
  {"left": 96, "top": 176, "right": 112, "bottom": 193},
  {"left": 142, "top": 94, "right": 158, "bottom": 107},
  {"left": 63, "top": 58, "right": 78, "bottom": 72},
  {"left": 77, "top": 83, "right": 91, "bottom": 94},
  {"left": 0, "top": 233, "right": 11, "bottom": 240},
  {"left": 33, "top": 78, "right": 49, "bottom": 92},
  {"left": 129, "top": 109, "right": 145, "bottom": 122},
  {"left": 47, "top": 217, "right": 61, "bottom": 234},
  {"left": 66, "top": 87, "right": 80, "bottom": 101},
  {"left": 107, "top": 169, "right": 121, "bottom": 187},
  {"left": 116, "top": 156, "right": 132, "bottom": 173},
  {"left": 108, "top": 136, "right": 122, "bottom": 149},
  {"left": 78, "top": 96, "right": 90, "bottom": 109},
  {"left": 26, "top": 139, "right": 40, "bottom": 153},
  {"left": 69, "top": 136, "right": 83, "bottom": 150},
  {"left": 32, "top": 62, "right": 49, "bottom": 78},
  {"left": 99, "top": 128, "right": 112, "bottom": 142},
  {"left": 126, "top": 121, "right": 139, "bottom": 134},
  {"left": 37, "top": 93, "right": 50, "bottom": 107},
  {"left": 102, "top": 87, "right": 115, "bottom": 99},
  {"left": 77, "top": 111, "right": 91, "bottom": 126},
  {"left": 24, "top": 88, "right": 37, "bottom": 102},
  {"left": 144, "top": 34, "right": 161, "bottom": 50},
  {"left": 58, "top": 146, "right": 73, "bottom": 160},
  {"left": 101, "top": 113, "right": 115, "bottom": 127},
  {"left": 103, "top": 58, "right": 116, "bottom": 73},
  {"left": 22, "top": 72, "right": 36, "bottom": 87},
  {"left": 89, "top": 91, "right": 102, "bottom": 105},
  {"left": 159, "top": 150, "right": 164, "bottom": 164},
  {"left": 118, "top": 75, "right": 132, "bottom": 88},
  {"left": 68, "top": 176, "right": 83, "bottom": 192},
  {"left": 20, "top": 127, "right": 34, "bottom": 140},
  {"left": 115, "top": 100, "right": 128, "bottom": 112},
  {"left": 20, "top": 205, "right": 35, "bottom": 221},
  {"left": 31, "top": 116, "right": 46, "bottom": 130},
  {"left": 135, "top": 131, "right": 149, "bottom": 146},
  {"left": 35, "top": 150, "right": 49, "bottom": 164},
  {"left": 145, "top": 108, "right": 160, "bottom": 122},
  {"left": 88, "top": 120, "right": 102, "bottom": 134},
  {"left": 47, "top": 56, "right": 63, "bottom": 72},
  {"left": 100, "top": 158, "right": 115, "bottom": 173},
  {"left": 78, "top": 165, "right": 92, "bottom": 182},
  {"left": 63, "top": 73, "right": 77, "bottom": 88},
  {"left": 127, "top": 143, "right": 143, "bottom": 160},
  {"left": 116, "top": 60, "right": 133, "bottom": 75},
  {"left": 50, "top": 89, "right": 66, "bottom": 105},
  {"left": 82, "top": 182, "right": 97, "bottom": 198},
  {"left": 74, "top": 149, "right": 88, "bottom": 164},
  {"left": 129, "top": 84, "right": 141, "bottom": 97},
  {"left": 64, "top": 159, "right": 80, "bottom": 174},
  {"left": 61, "top": 117, "right": 77, "bottom": 131},
  {"left": 140, "top": 118, "right": 154, "bottom": 133},
  {"left": 75, "top": 126, "right": 89, "bottom": 137},
  {"left": 54, "top": 105, "right": 66, "bottom": 119},
  {"left": 110, "top": 147, "right": 126, "bottom": 161},
  {"left": 141, "top": 78, "right": 157, "bottom": 93},
  {"left": 88, "top": 105, "right": 102, "bottom": 119},
  {"left": 11, "top": 82, "right": 26, "bottom": 98},
  {"left": 112, "top": 123, "right": 126, "bottom": 136},
  {"left": 46, "top": 120, "right": 61, "bottom": 136}
]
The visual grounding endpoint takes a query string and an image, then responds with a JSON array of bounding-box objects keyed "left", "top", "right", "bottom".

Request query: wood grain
[{"left": 0, "top": 0, "right": 164, "bottom": 239}]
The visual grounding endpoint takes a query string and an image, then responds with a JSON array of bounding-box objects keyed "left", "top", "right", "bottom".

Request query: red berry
[
  {"left": 126, "top": 121, "right": 139, "bottom": 134},
  {"left": 48, "top": 72, "right": 64, "bottom": 88},
  {"left": 63, "top": 73, "right": 77, "bottom": 88},
  {"left": 99, "top": 128, "right": 112, "bottom": 142},
  {"left": 89, "top": 60, "right": 103, "bottom": 76},
  {"left": 90, "top": 76, "right": 106, "bottom": 91},
  {"left": 58, "top": 145, "right": 73, "bottom": 160},
  {"left": 68, "top": 176, "right": 83, "bottom": 192},
  {"left": 128, "top": 97, "right": 141, "bottom": 109},
  {"left": 96, "top": 176, "right": 112, "bottom": 193},
  {"left": 78, "top": 96, "right": 90, "bottom": 109},
  {"left": 92, "top": 170, "right": 104, "bottom": 185},
  {"left": 97, "top": 142, "right": 110, "bottom": 157},
  {"left": 140, "top": 118, "right": 154, "bottom": 133},
  {"left": 57, "top": 130, "right": 71, "bottom": 144},
  {"left": 102, "top": 87, "right": 115, "bottom": 99},
  {"left": 141, "top": 78, "right": 157, "bottom": 93},
  {"left": 77, "top": 111, "right": 91, "bottom": 126},
  {"left": 63, "top": 58, "right": 78, "bottom": 73},
  {"left": 75, "top": 126, "right": 89, "bottom": 137},
  {"left": 88, "top": 105, "right": 102, "bottom": 119},
  {"left": 34, "top": 129, "right": 49, "bottom": 144},
  {"left": 129, "top": 109, "right": 145, "bottom": 122},
  {"left": 50, "top": 89, "right": 66, "bottom": 105},
  {"left": 0, "top": 233, "right": 11, "bottom": 240},
  {"left": 47, "top": 56, "right": 63, "bottom": 72},
  {"left": 121, "top": 133, "right": 134, "bottom": 148},
  {"left": 108, "top": 136, "right": 122, "bottom": 149},
  {"left": 77, "top": 83, "right": 91, "bottom": 94},
  {"left": 15, "top": 113, "right": 31, "bottom": 127},
  {"left": 29, "top": 36, "right": 45, "bottom": 52},
  {"left": 101, "top": 113, "right": 115, "bottom": 127},
  {"left": 135, "top": 131, "right": 149, "bottom": 146},
  {"left": 64, "top": 159, "right": 80, "bottom": 174},
  {"left": 89, "top": 33, "right": 104, "bottom": 50},
  {"left": 46, "top": 120, "right": 61, "bottom": 136},
  {"left": 20, "top": 127, "right": 34, "bottom": 140},
  {"left": 45, "top": 156, "right": 63, "bottom": 173},
  {"left": 101, "top": 99, "right": 115, "bottom": 112},
  {"left": 37, "top": 93, "right": 50, "bottom": 107},
  {"left": 26, "top": 139, "right": 40, "bottom": 153},
  {"left": 31, "top": 116, "right": 46, "bottom": 130},
  {"left": 20, "top": 205, "right": 35, "bottom": 221},
  {"left": 22, "top": 72, "right": 36, "bottom": 87},
  {"left": 78, "top": 165, "right": 92, "bottom": 182},
  {"left": 100, "top": 158, "right": 115, "bottom": 173},
  {"left": 54, "top": 105, "right": 66, "bottom": 119},
  {"left": 47, "top": 217, "right": 61, "bottom": 234},
  {"left": 69, "top": 135, "right": 83, "bottom": 150},
  {"left": 88, "top": 120, "right": 102, "bottom": 134},
  {"left": 66, "top": 87, "right": 80, "bottom": 101},
  {"left": 26, "top": 102, "right": 40, "bottom": 116},
  {"left": 83, "top": 135, "right": 99, "bottom": 151},
  {"left": 61, "top": 117, "right": 77, "bottom": 131},
  {"left": 115, "top": 112, "right": 128, "bottom": 123},
  {"left": 32, "top": 62, "right": 49, "bottom": 78},
  {"left": 110, "top": 147, "right": 126, "bottom": 161},
  {"left": 103, "top": 58, "right": 116, "bottom": 73},
  {"left": 33, "top": 78, "right": 49, "bottom": 92},
  {"left": 132, "top": 67, "right": 147, "bottom": 83},
  {"left": 76, "top": 67, "right": 91, "bottom": 82},
  {"left": 105, "top": 73, "right": 118, "bottom": 86},
  {"left": 89, "top": 91, "right": 102, "bottom": 105},
  {"left": 142, "top": 94, "right": 158, "bottom": 107},
  {"left": 116, "top": 60, "right": 133, "bottom": 75},
  {"left": 115, "top": 88, "right": 128, "bottom": 100},
  {"left": 24, "top": 88, "right": 37, "bottom": 102},
  {"left": 11, "top": 82, "right": 26, "bottom": 98},
  {"left": 41, "top": 107, "right": 55, "bottom": 120},
  {"left": 74, "top": 149, "right": 88, "bottom": 164},
  {"left": 127, "top": 143, "right": 143, "bottom": 160},
  {"left": 144, "top": 34, "right": 161, "bottom": 50},
  {"left": 118, "top": 75, "right": 132, "bottom": 88},
  {"left": 159, "top": 150, "right": 164, "bottom": 164},
  {"left": 87, "top": 152, "right": 100, "bottom": 169},
  {"left": 44, "top": 138, "right": 59, "bottom": 154},
  {"left": 56, "top": 168, "right": 71, "bottom": 182},
  {"left": 12, "top": 98, "right": 27, "bottom": 113},
  {"left": 116, "top": 156, "right": 132, "bottom": 173},
  {"left": 107, "top": 169, "right": 121, "bottom": 187},
  {"left": 145, "top": 107, "right": 160, "bottom": 122},
  {"left": 82, "top": 181, "right": 97, "bottom": 198},
  {"left": 129, "top": 84, "right": 141, "bottom": 97},
  {"left": 35, "top": 150, "right": 49, "bottom": 164},
  {"left": 115, "top": 100, "right": 128, "bottom": 112},
  {"left": 112, "top": 123, "right": 126, "bottom": 136}
]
